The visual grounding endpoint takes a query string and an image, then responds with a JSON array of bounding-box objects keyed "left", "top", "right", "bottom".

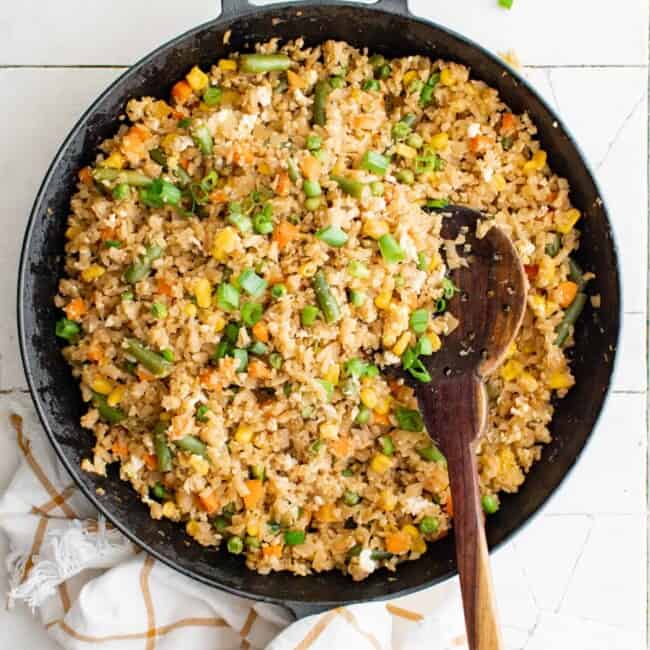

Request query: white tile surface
[{"left": 0, "top": 1, "right": 647, "bottom": 649}]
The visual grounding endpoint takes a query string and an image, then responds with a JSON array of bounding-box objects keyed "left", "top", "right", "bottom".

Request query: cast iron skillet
[{"left": 18, "top": 0, "right": 620, "bottom": 619}]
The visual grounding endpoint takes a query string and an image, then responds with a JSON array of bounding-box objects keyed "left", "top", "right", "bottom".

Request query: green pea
[
  {"left": 481, "top": 494, "right": 500, "bottom": 514},
  {"left": 227, "top": 535, "right": 244, "bottom": 554},
  {"left": 419, "top": 516, "right": 439, "bottom": 535}
]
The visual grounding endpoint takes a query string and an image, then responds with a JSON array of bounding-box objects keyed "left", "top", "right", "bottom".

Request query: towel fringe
[{"left": 7, "top": 515, "right": 133, "bottom": 610}]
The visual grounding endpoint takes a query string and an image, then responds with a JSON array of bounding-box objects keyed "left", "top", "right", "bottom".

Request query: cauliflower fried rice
[{"left": 55, "top": 39, "right": 586, "bottom": 580}]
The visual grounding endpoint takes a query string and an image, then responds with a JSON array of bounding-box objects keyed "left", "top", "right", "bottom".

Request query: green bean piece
[
  {"left": 154, "top": 429, "right": 173, "bottom": 472},
  {"left": 370, "top": 550, "right": 393, "bottom": 561},
  {"left": 554, "top": 292, "right": 587, "bottom": 347},
  {"left": 545, "top": 233, "right": 562, "bottom": 257},
  {"left": 149, "top": 148, "right": 167, "bottom": 166},
  {"left": 176, "top": 435, "right": 208, "bottom": 457},
  {"left": 312, "top": 270, "right": 341, "bottom": 324},
  {"left": 126, "top": 339, "right": 172, "bottom": 377},
  {"left": 312, "top": 80, "right": 333, "bottom": 126},
  {"left": 287, "top": 159, "right": 301, "bottom": 183},
  {"left": 331, "top": 175, "right": 367, "bottom": 199},
  {"left": 192, "top": 123, "right": 213, "bottom": 156},
  {"left": 239, "top": 54, "right": 291, "bottom": 73},
  {"left": 91, "top": 392, "right": 126, "bottom": 424},
  {"left": 213, "top": 515, "right": 230, "bottom": 532},
  {"left": 151, "top": 482, "right": 172, "bottom": 501},
  {"left": 92, "top": 168, "right": 153, "bottom": 187},
  {"left": 347, "top": 544, "right": 363, "bottom": 558},
  {"left": 568, "top": 258, "right": 586, "bottom": 290},
  {"left": 417, "top": 444, "right": 446, "bottom": 463},
  {"left": 123, "top": 244, "right": 163, "bottom": 284},
  {"left": 284, "top": 530, "right": 306, "bottom": 546}
]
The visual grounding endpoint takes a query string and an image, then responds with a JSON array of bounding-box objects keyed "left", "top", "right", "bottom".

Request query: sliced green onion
[
  {"left": 395, "top": 169, "right": 414, "bottom": 185},
  {"left": 545, "top": 233, "right": 562, "bottom": 257},
  {"left": 301, "top": 305, "right": 320, "bottom": 327},
  {"left": 241, "top": 302, "right": 263, "bottom": 326},
  {"left": 112, "top": 183, "right": 130, "bottom": 200},
  {"left": 435, "top": 298, "right": 447, "bottom": 313},
  {"left": 239, "top": 269, "right": 267, "bottom": 297},
  {"left": 232, "top": 348, "right": 249, "bottom": 372},
  {"left": 303, "top": 179, "right": 322, "bottom": 198},
  {"left": 151, "top": 302, "right": 167, "bottom": 319},
  {"left": 416, "top": 335, "right": 433, "bottom": 356},
  {"left": 316, "top": 225, "right": 348, "bottom": 247},
  {"left": 426, "top": 198, "right": 449, "bottom": 209},
  {"left": 417, "top": 444, "right": 446, "bottom": 463},
  {"left": 203, "top": 86, "right": 223, "bottom": 106},
  {"left": 376, "top": 63, "right": 391, "bottom": 80},
  {"left": 362, "top": 79, "right": 381, "bottom": 91},
  {"left": 104, "top": 239, "right": 122, "bottom": 249},
  {"left": 191, "top": 123, "right": 213, "bottom": 156},
  {"left": 249, "top": 341, "right": 268, "bottom": 356},
  {"left": 284, "top": 530, "right": 306, "bottom": 546},
  {"left": 348, "top": 289, "right": 366, "bottom": 307},
  {"left": 378, "top": 234, "right": 405, "bottom": 263},
  {"left": 348, "top": 260, "right": 370, "bottom": 278},
  {"left": 409, "top": 309, "right": 429, "bottom": 333},
  {"left": 271, "top": 283, "right": 287, "bottom": 299},
  {"left": 441, "top": 277, "right": 457, "bottom": 299},
  {"left": 216, "top": 283, "right": 240, "bottom": 311},
  {"left": 343, "top": 357, "right": 367, "bottom": 378},
  {"left": 226, "top": 206, "right": 252, "bottom": 233},
  {"left": 355, "top": 405, "right": 371, "bottom": 425},
  {"left": 139, "top": 178, "right": 181, "bottom": 208},
  {"left": 379, "top": 435, "right": 394, "bottom": 456},
  {"left": 195, "top": 404, "right": 209, "bottom": 422},
  {"left": 417, "top": 252, "right": 428, "bottom": 271},
  {"left": 268, "top": 352, "right": 283, "bottom": 369},
  {"left": 370, "top": 181, "right": 385, "bottom": 196},
  {"left": 318, "top": 379, "right": 334, "bottom": 402},
  {"left": 360, "top": 150, "right": 390, "bottom": 176},
  {"left": 395, "top": 406, "right": 424, "bottom": 432},
  {"left": 253, "top": 208, "right": 274, "bottom": 235},
  {"left": 306, "top": 135, "right": 322, "bottom": 150},
  {"left": 420, "top": 72, "right": 440, "bottom": 106}
]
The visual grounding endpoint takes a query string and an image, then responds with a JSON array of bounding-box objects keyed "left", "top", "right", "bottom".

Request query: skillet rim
[{"left": 17, "top": 0, "right": 622, "bottom": 610}]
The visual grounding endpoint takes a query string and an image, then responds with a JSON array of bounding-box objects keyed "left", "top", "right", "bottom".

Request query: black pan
[{"left": 17, "top": 0, "right": 620, "bottom": 619}]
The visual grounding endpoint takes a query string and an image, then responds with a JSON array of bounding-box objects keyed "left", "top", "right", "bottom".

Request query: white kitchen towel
[{"left": 0, "top": 397, "right": 468, "bottom": 649}]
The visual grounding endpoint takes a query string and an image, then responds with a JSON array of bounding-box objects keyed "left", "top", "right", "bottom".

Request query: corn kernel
[
  {"left": 547, "top": 370, "right": 573, "bottom": 390},
  {"left": 66, "top": 225, "right": 81, "bottom": 240},
  {"left": 556, "top": 208, "right": 581, "bottom": 235},
  {"left": 370, "top": 454, "right": 392, "bottom": 474},
  {"left": 426, "top": 332, "right": 442, "bottom": 352},
  {"left": 492, "top": 173, "right": 506, "bottom": 191},
  {"left": 246, "top": 521, "right": 259, "bottom": 537},
  {"left": 411, "top": 535, "right": 427, "bottom": 554},
  {"left": 382, "top": 332, "right": 397, "bottom": 348},
  {"left": 392, "top": 331, "right": 411, "bottom": 357},
  {"left": 162, "top": 133, "right": 177, "bottom": 152},
  {"left": 402, "top": 524, "right": 419, "bottom": 540},
  {"left": 299, "top": 261, "right": 318, "bottom": 278},
  {"left": 81, "top": 265, "right": 105, "bottom": 282},
  {"left": 362, "top": 219, "right": 389, "bottom": 240},
  {"left": 186, "top": 520, "right": 201, "bottom": 536},
  {"left": 430, "top": 132, "right": 449, "bottom": 150},
  {"left": 395, "top": 143, "right": 417, "bottom": 159},
  {"left": 162, "top": 502, "right": 179, "bottom": 518},
  {"left": 403, "top": 70, "right": 419, "bottom": 87},
  {"left": 506, "top": 342, "right": 518, "bottom": 358},
  {"left": 152, "top": 100, "right": 172, "bottom": 119},
  {"left": 533, "top": 150, "right": 547, "bottom": 168},
  {"left": 107, "top": 385, "right": 125, "bottom": 407},
  {"left": 258, "top": 162, "right": 272, "bottom": 175},
  {"left": 380, "top": 489, "right": 397, "bottom": 512},
  {"left": 351, "top": 88, "right": 361, "bottom": 101},
  {"left": 528, "top": 294, "right": 547, "bottom": 316},
  {"left": 498, "top": 446, "right": 518, "bottom": 474},
  {"left": 186, "top": 65, "right": 209, "bottom": 92},
  {"left": 500, "top": 359, "right": 523, "bottom": 382},
  {"left": 428, "top": 254, "right": 441, "bottom": 272},
  {"left": 235, "top": 425, "right": 254, "bottom": 444},
  {"left": 286, "top": 70, "right": 306, "bottom": 90},
  {"left": 91, "top": 377, "right": 113, "bottom": 395},
  {"left": 213, "top": 316, "right": 226, "bottom": 333},
  {"left": 101, "top": 151, "right": 125, "bottom": 169},
  {"left": 189, "top": 455, "right": 210, "bottom": 476},
  {"left": 219, "top": 59, "right": 237, "bottom": 72},
  {"left": 319, "top": 422, "right": 338, "bottom": 440},
  {"left": 194, "top": 278, "right": 212, "bottom": 309},
  {"left": 374, "top": 396, "right": 392, "bottom": 416},
  {"left": 374, "top": 291, "right": 392, "bottom": 310},
  {"left": 159, "top": 412, "right": 171, "bottom": 422},
  {"left": 184, "top": 303, "right": 198, "bottom": 318},
  {"left": 440, "top": 68, "right": 454, "bottom": 86},
  {"left": 360, "top": 388, "right": 378, "bottom": 410},
  {"left": 212, "top": 227, "right": 239, "bottom": 261},
  {"left": 323, "top": 364, "right": 340, "bottom": 386},
  {"left": 520, "top": 372, "right": 538, "bottom": 392},
  {"left": 315, "top": 504, "right": 336, "bottom": 523}
]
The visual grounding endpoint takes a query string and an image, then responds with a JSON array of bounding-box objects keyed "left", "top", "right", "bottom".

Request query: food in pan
[{"left": 56, "top": 39, "right": 586, "bottom": 579}]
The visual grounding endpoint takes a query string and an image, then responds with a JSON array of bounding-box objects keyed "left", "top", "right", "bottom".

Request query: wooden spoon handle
[{"left": 418, "top": 373, "right": 503, "bottom": 650}]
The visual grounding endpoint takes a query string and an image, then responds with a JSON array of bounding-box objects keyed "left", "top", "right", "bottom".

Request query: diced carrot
[
  {"left": 243, "top": 479, "right": 264, "bottom": 509},
  {"left": 248, "top": 359, "right": 272, "bottom": 379},
  {"left": 78, "top": 166, "right": 93, "bottom": 185},
  {"left": 65, "top": 297, "right": 87, "bottom": 321},
  {"left": 128, "top": 124, "right": 151, "bottom": 142},
  {"left": 555, "top": 281, "right": 578, "bottom": 308},
  {"left": 121, "top": 126, "right": 151, "bottom": 154},
  {"left": 265, "top": 269, "right": 284, "bottom": 286},
  {"left": 276, "top": 171, "right": 290, "bottom": 197},
  {"left": 388, "top": 379, "right": 402, "bottom": 396},
  {"left": 171, "top": 109, "right": 185, "bottom": 120},
  {"left": 444, "top": 495, "right": 453, "bottom": 517},
  {"left": 262, "top": 544, "right": 283, "bottom": 558},
  {"left": 180, "top": 157, "right": 190, "bottom": 170},
  {"left": 469, "top": 135, "right": 490, "bottom": 153},
  {"left": 137, "top": 367, "right": 156, "bottom": 382},
  {"left": 300, "top": 154, "right": 321, "bottom": 181},
  {"left": 547, "top": 191, "right": 558, "bottom": 203},
  {"left": 200, "top": 369, "right": 221, "bottom": 390},
  {"left": 87, "top": 344, "right": 104, "bottom": 363},
  {"left": 353, "top": 114, "right": 382, "bottom": 130},
  {"left": 143, "top": 453, "right": 158, "bottom": 470},
  {"left": 273, "top": 221, "right": 299, "bottom": 250},
  {"left": 500, "top": 112, "right": 517, "bottom": 134},
  {"left": 251, "top": 322, "right": 269, "bottom": 343},
  {"left": 100, "top": 226, "right": 116, "bottom": 241},
  {"left": 373, "top": 412, "right": 390, "bottom": 426},
  {"left": 233, "top": 148, "right": 255, "bottom": 166},
  {"left": 385, "top": 531, "right": 412, "bottom": 555},
  {"left": 198, "top": 490, "right": 220, "bottom": 514},
  {"left": 330, "top": 437, "right": 350, "bottom": 459},
  {"left": 524, "top": 264, "right": 539, "bottom": 281},
  {"left": 111, "top": 436, "right": 128, "bottom": 460},
  {"left": 315, "top": 504, "right": 336, "bottom": 523},
  {"left": 156, "top": 279, "right": 174, "bottom": 297},
  {"left": 286, "top": 70, "right": 306, "bottom": 89},
  {"left": 171, "top": 80, "right": 193, "bottom": 105},
  {"left": 209, "top": 189, "right": 228, "bottom": 204}
]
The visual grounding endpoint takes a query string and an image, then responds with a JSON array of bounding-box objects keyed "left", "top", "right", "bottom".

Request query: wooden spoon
[{"left": 413, "top": 206, "right": 527, "bottom": 650}]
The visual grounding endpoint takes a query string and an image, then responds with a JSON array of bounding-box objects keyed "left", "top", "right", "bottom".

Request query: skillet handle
[
  {"left": 282, "top": 601, "right": 332, "bottom": 620},
  {"left": 220, "top": 0, "right": 251, "bottom": 18},
  {"left": 374, "top": 0, "right": 411, "bottom": 14}
]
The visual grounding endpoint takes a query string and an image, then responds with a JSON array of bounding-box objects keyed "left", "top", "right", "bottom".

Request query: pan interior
[{"left": 19, "top": 2, "right": 619, "bottom": 606}]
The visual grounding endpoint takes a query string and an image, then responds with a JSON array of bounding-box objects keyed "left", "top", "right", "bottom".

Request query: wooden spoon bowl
[{"left": 413, "top": 206, "right": 527, "bottom": 650}]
